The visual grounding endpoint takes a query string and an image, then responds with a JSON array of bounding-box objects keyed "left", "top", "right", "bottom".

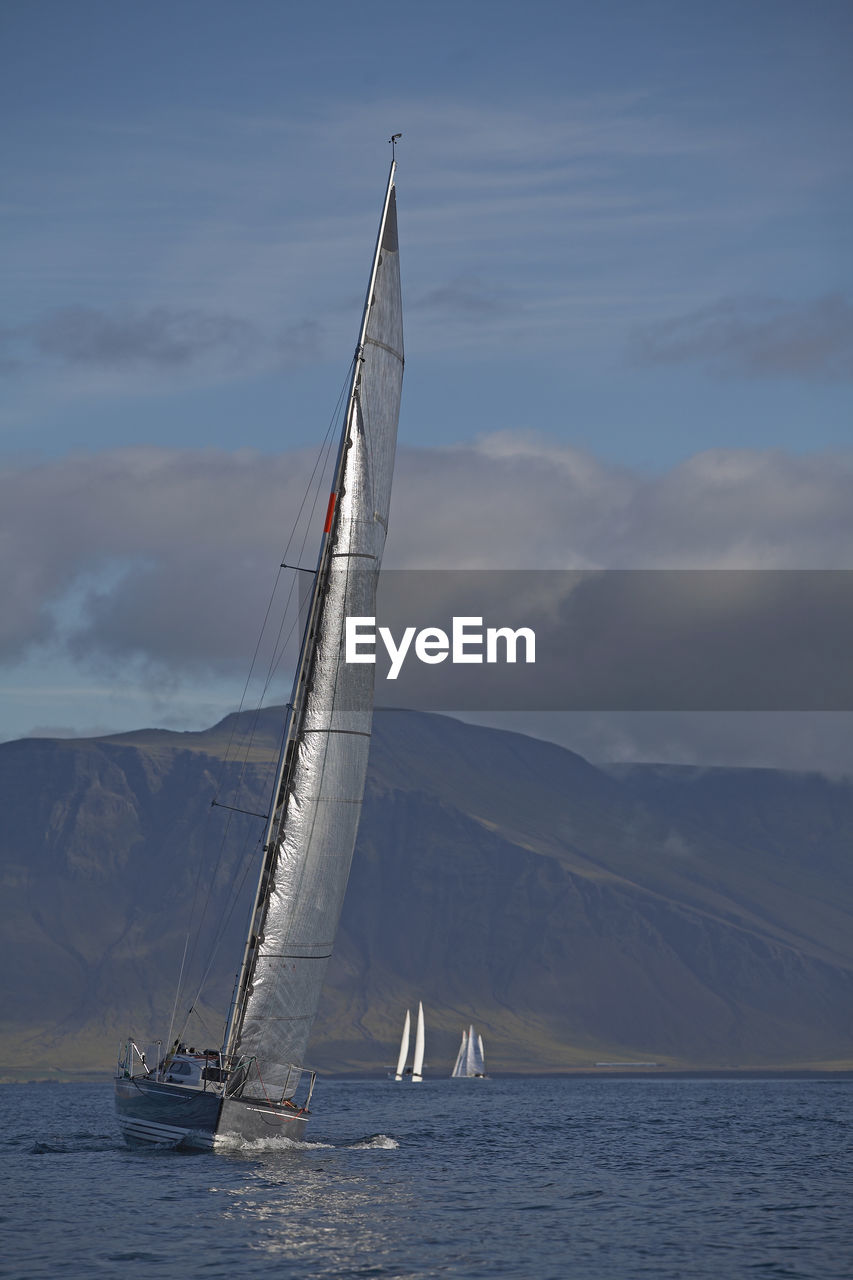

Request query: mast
[{"left": 222, "top": 160, "right": 403, "bottom": 1094}]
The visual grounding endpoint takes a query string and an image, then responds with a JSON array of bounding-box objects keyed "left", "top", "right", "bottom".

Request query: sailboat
[
  {"left": 393, "top": 1009, "right": 411, "bottom": 1081},
  {"left": 450, "top": 1025, "right": 487, "bottom": 1078},
  {"left": 391, "top": 1001, "right": 425, "bottom": 1081},
  {"left": 115, "top": 155, "right": 404, "bottom": 1149},
  {"left": 412, "top": 1001, "right": 425, "bottom": 1082}
]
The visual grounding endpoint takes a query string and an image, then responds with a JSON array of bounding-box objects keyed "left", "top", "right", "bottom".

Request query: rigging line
[
  {"left": 277, "top": 355, "right": 354, "bottom": 568},
  {"left": 167, "top": 733, "right": 253, "bottom": 1033},
  {"left": 173, "top": 365, "right": 355, "bottom": 1054},
  {"left": 182, "top": 1003, "right": 215, "bottom": 1042},
  {"left": 166, "top": 931, "right": 191, "bottom": 1062},
  {"left": 252, "top": 415, "right": 338, "bottom": 712},
  {"left": 182, "top": 721, "right": 282, "bottom": 996},
  {"left": 211, "top": 356, "right": 354, "bottom": 803},
  {"left": 245, "top": 472, "right": 370, "bottom": 1042},
  {"left": 228, "top": 364, "right": 349, "bottom": 799},
  {"left": 178, "top": 826, "right": 265, "bottom": 1043},
  {"left": 222, "top": 412, "right": 350, "bottom": 1049},
  {"left": 171, "top": 802, "right": 239, "bottom": 1025},
  {"left": 175, "top": 697, "right": 281, "bottom": 1017},
  {"left": 192, "top": 821, "right": 260, "bottom": 986},
  {"left": 212, "top": 800, "right": 269, "bottom": 820}
]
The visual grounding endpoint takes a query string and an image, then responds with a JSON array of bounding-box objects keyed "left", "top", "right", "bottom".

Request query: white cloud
[{"left": 1, "top": 435, "right": 852, "bottom": 680}]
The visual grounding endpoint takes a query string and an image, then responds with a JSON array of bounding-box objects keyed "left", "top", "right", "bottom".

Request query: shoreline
[{"left": 5, "top": 1066, "right": 853, "bottom": 1085}]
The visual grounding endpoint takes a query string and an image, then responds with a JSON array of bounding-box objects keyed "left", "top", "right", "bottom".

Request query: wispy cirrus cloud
[
  {"left": 411, "top": 274, "right": 508, "bottom": 319},
  {"left": 631, "top": 294, "right": 853, "bottom": 381},
  {"left": 0, "top": 304, "right": 331, "bottom": 383},
  {"left": 32, "top": 304, "right": 257, "bottom": 369}
]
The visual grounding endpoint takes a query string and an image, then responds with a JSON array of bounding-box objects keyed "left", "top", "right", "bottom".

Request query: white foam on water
[
  {"left": 213, "top": 1131, "right": 399, "bottom": 1153},
  {"left": 348, "top": 1134, "right": 399, "bottom": 1150},
  {"left": 214, "top": 1132, "right": 334, "bottom": 1153}
]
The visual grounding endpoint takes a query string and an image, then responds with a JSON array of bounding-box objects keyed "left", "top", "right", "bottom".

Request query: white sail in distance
[
  {"left": 395, "top": 1009, "right": 411, "bottom": 1081},
  {"left": 451, "top": 1024, "right": 486, "bottom": 1077},
  {"left": 226, "top": 166, "right": 404, "bottom": 1098},
  {"left": 451, "top": 1028, "right": 468, "bottom": 1078},
  {"left": 412, "top": 1002, "right": 425, "bottom": 1082},
  {"left": 465, "top": 1024, "right": 478, "bottom": 1075}
]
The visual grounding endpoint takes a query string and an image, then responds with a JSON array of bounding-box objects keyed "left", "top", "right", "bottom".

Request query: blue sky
[{"left": 2, "top": 0, "right": 852, "bottom": 764}]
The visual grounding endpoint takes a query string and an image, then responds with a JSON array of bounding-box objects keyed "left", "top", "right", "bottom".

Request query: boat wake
[
  {"left": 214, "top": 1132, "right": 335, "bottom": 1153},
  {"left": 213, "top": 1131, "right": 399, "bottom": 1153},
  {"left": 348, "top": 1134, "right": 399, "bottom": 1150}
]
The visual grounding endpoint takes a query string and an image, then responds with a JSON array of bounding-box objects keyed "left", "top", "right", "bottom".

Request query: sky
[{"left": 2, "top": 0, "right": 852, "bottom": 770}]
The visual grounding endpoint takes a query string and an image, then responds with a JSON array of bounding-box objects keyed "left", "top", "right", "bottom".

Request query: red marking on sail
[{"left": 324, "top": 491, "right": 336, "bottom": 533}]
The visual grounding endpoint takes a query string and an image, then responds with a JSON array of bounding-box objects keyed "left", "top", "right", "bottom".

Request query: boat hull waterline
[{"left": 115, "top": 1076, "right": 309, "bottom": 1149}]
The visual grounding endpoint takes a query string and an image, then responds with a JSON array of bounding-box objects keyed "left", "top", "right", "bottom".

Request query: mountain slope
[{"left": 1, "top": 710, "right": 851, "bottom": 1078}]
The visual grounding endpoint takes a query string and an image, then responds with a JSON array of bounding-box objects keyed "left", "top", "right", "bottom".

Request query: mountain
[{"left": 1, "top": 709, "right": 851, "bottom": 1080}]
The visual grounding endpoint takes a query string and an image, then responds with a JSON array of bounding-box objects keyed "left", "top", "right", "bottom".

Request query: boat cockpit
[{"left": 160, "top": 1047, "right": 228, "bottom": 1091}]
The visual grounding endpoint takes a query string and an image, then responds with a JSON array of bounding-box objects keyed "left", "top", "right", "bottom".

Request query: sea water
[{"left": 1, "top": 1076, "right": 850, "bottom": 1279}]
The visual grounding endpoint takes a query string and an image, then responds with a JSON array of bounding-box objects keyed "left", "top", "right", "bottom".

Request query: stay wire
[{"left": 168, "top": 359, "right": 354, "bottom": 1036}]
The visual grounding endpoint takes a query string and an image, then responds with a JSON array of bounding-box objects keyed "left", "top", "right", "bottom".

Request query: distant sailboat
[
  {"left": 392, "top": 1001, "right": 425, "bottom": 1080},
  {"left": 394, "top": 1009, "right": 411, "bottom": 1081},
  {"left": 451, "top": 1025, "right": 487, "bottom": 1078},
  {"left": 412, "top": 1001, "right": 425, "bottom": 1083}
]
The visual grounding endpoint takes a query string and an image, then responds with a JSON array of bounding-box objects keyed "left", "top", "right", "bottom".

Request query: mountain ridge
[{"left": 1, "top": 709, "right": 851, "bottom": 1080}]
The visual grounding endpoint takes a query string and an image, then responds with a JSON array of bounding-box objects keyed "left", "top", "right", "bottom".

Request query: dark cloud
[
  {"left": 0, "top": 447, "right": 327, "bottom": 667},
  {"left": 2, "top": 436, "right": 853, "bottom": 769},
  {"left": 1, "top": 436, "right": 852, "bottom": 680},
  {"left": 275, "top": 319, "right": 325, "bottom": 367},
  {"left": 631, "top": 294, "right": 853, "bottom": 380},
  {"left": 370, "top": 569, "right": 853, "bottom": 712},
  {"left": 412, "top": 274, "right": 506, "bottom": 317},
  {"left": 31, "top": 305, "right": 258, "bottom": 369}
]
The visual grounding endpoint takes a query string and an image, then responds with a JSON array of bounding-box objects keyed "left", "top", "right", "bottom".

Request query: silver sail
[
  {"left": 412, "top": 1001, "right": 425, "bottom": 1081},
  {"left": 229, "top": 170, "right": 403, "bottom": 1098},
  {"left": 465, "top": 1024, "right": 478, "bottom": 1075},
  {"left": 451, "top": 1029, "right": 468, "bottom": 1077},
  {"left": 394, "top": 1009, "right": 411, "bottom": 1080}
]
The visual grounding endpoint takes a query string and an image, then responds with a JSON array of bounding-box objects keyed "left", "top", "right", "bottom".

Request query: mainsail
[
  {"left": 451, "top": 1024, "right": 486, "bottom": 1077},
  {"left": 472, "top": 1031, "right": 486, "bottom": 1077},
  {"left": 451, "top": 1028, "right": 468, "bottom": 1077},
  {"left": 394, "top": 1009, "right": 411, "bottom": 1081},
  {"left": 412, "top": 1001, "right": 425, "bottom": 1082},
  {"left": 224, "top": 165, "right": 404, "bottom": 1098}
]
